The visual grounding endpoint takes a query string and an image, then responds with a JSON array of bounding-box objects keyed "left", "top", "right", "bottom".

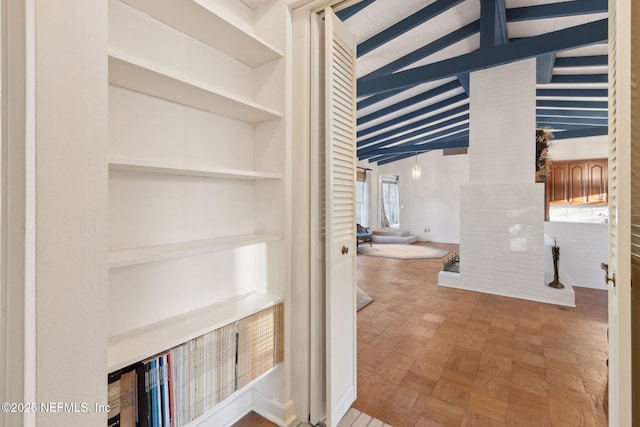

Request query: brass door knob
[
  {"left": 601, "top": 263, "right": 616, "bottom": 287},
  {"left": 607, "top": 273, "right": 616, "bottom": 287}
]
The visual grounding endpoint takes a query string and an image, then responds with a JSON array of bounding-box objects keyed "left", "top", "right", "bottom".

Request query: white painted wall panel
[
  {"left": 109, "top": 245, "right": 268, "bottom": 335},
  {"left": 109, "top": 86, "right": 256, "bottom": 171},
  {"left": 109, "top": 172, "right": 255, "bottom": 249},
  {"left": 34, "top": 0, "right": 109, "bottom": 425}
]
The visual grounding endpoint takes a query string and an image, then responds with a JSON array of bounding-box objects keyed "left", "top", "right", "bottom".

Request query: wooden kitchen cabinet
[{"left": 547, "top": 159, "right": 608, "bottom": 205}]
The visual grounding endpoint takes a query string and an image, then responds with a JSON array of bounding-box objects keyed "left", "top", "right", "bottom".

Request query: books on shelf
[{"left": 107, "top": 303, "right": 283, "bottom": 427}]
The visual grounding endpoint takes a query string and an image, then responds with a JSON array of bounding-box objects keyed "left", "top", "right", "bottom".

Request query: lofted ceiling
[{"left": 336, "top": 0, "right": 608, "bottom": 166}]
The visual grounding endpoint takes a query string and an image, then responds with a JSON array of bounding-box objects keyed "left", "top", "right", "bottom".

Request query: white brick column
[{"left": 444, "top": 59, "right": 574, "bottom": 306}]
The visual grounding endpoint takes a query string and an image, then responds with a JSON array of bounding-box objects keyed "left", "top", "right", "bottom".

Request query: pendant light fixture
[{"left": 411, "top": 153, "right": 421, "bottom": 180}]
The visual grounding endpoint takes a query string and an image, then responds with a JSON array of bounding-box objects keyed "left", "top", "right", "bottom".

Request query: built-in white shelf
[
  {"left": 108, "top": 53, "right": 283, "bottom": 124},
  {"left": 108, "top": 290, "right": 282, "bottom": 371},
  {"left": 109, "top": 157, "right": 283, "bottom": 181},
  {"left": 119, "top": 0, "right": 283, "bottom": 67},
  {"left": 109, "top": 233, "right": 281, "bottom": 269}
]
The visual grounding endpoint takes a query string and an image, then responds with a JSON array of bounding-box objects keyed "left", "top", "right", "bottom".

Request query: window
[
  {"left": 381, "top": 176, "right": 400, "bottom": 227},
  {"left": 356, "top": 180, "right": 368, "bottom": 226}
]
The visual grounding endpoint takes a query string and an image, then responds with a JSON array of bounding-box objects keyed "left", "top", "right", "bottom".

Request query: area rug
[
  {"left": 357, "top": 243, "right": 448, "bottom": 260},
  {"left": 357, "top": 286, "right": 373, "bottom": 311}
]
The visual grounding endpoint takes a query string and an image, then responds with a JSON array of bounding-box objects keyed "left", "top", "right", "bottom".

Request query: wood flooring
[
  {"left": 233, "top": 242, "right": 609, "bottom": 426},
  {"left": 354, "top": 242, "right": 608, "bottom": 426}
]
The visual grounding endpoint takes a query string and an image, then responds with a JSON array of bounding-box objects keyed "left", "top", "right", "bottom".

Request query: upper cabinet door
[{"left": 587, "top": 159, "right": 608, "bottom": 203}]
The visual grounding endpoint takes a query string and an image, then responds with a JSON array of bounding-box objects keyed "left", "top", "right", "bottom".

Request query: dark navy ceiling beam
[
  {"left": 335, "top": 0, "right": 376, "bottom": 21},
  {"left": 357, "top": 0, "right": 465, "bottom": 58},
  {"left": 552, "top": 127, "right": 608, "bottom": 139},
  {"left": 554, "top": 55, "right": 608, "bottom": 68},
  {"left": 536, "top": 53, "right": 556, "bottom": 84},
  {"left": 358, "top": 108, "right": 469, "bottom": 149},
  {"left": 359, "top": 122, "right": 469, "bottom": 156},
  {"left": 536, "top": 108, "right": 608, "bottom": 118},
  {"left": 537, "top": 99, "right": 608, "bottom": 109},
  {"left": 359, "top": 20, "right": 480, "bottom": 83},
  {"left": 359, "top": 133, "right": 469, "bottom": 158},
  {"left": 357, "top": 88, "right": 406, "bottom": 110},
  {"left": 376, "top": 152, "right": 418, "bottom": 165},
  {"left": 368, "top": 150, "right": 419, "bottom": 165},
  {"left": 480, "top": 0, "right": 508, "bottom": 49},
  {"left": 358, "top": 114, "right": 469, "bottom": 155},
  {"left": 357, "top": 3, "right": 604, "bottom": 92},
  {"left": 358, "top": 93, "right": 468, "bottom": 139},
  {"left": 536, "top": 116, "right": 608, "bottom": 126},
  {"left": 457, "top": 73, "right": 470, "bottom": 95},
  {"left": 505, "top": 0, "right": 607, "bottom": 22},
  {"left": 374, "top": 137, "right": 470, "bottom": 165},
  {"left": 358, "top": 80, "right": 461, "bottom": 127},
  {"left": 358, "top": 19, "right": 608, "bottom": 96},
  {"left": 550, "top": 74, "right": 608, "bottom": 84},
  {"left": 537, "top": 88, "right": 608, "bottom": 98}
]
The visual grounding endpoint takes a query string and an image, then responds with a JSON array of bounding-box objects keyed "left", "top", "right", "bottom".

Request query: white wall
[
  {"left": 549, "top": 134, "right": 608, "bottom": 161},
  {"left": 544, "top": 222, "right": 608, "bottom": 290},
  {"left": 36, "top": 1, "right": 109, "bottom": 425},
  {"left": 367, "top": 149, "right": 469, "bottom": 244}
]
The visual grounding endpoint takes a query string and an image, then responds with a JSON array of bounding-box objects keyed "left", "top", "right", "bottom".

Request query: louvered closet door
[
  {"left": 607, "top": 0, "right": 633, "bottom": 424},
  {"left": 324, "top": 7, "right": 357, "bottom": 427}
]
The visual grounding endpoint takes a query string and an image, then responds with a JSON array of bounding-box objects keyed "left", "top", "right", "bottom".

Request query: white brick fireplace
[{"left": 439, "top": 59, "right": 575, "bottom": 307}]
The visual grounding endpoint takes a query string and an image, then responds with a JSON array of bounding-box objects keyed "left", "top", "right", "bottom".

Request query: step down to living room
[{"left": 371, "top": 228, "right": 419, "bottom": 244}]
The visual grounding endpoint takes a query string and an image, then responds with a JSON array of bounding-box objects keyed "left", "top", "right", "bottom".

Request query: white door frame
[
  {"left": 1, "top": 0, "right": 38, "bottom": 425},
  {"left": 289, "top": 1, "right": 356, "bottom": 423}
]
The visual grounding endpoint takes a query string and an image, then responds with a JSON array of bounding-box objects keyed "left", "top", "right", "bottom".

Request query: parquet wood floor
[
  {"left": 354, "top": 242, "right": 609, "bottom": 427},
  {"left": 234, "top": 242, "right": 609, "bottom": 427}
]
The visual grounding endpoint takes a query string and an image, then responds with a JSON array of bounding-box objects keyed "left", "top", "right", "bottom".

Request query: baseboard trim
[
  {"left": 187, "top": 387, "right": 253, "bottom": 427},
  {"left": 253, "top": 390, "right": 297, "bottom": 427},
  {"left": 438, "top": 279, "right": 576, "bottom": 307}
]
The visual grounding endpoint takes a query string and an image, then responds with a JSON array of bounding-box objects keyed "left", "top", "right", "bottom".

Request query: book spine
[
  {"left": 107, "top": 370, "right": 122, "bottom": 427},
  {"left": 146, "top": 363, "right": 152, "bottom": 427},
  {"left": 167, "top": 351, "right": 175, "bottom": 427},
  {"left": 158, "top": 356, "right": 165, "bottom": 427},
  {"left": 150, "top": 359, "right": 159, "bottom": 427},
  {"left": 161, "top": 354, "right": 170, "bottom": 427},
  {"left": 181, "top": 343, "right": 190, "bottom": 426},
  {"left": 136, "top": 364, "right": 148, "bottom": 427},
  {"left": 119, "top": 368, "right": 137, "bottom": 427}
]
